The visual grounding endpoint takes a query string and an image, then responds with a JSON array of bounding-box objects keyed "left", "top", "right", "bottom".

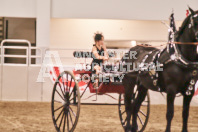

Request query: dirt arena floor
[{"left": 0, "top": 102, "right": 197, "bottom": 132}]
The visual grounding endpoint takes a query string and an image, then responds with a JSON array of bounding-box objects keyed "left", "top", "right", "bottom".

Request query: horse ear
[{"left": 188, "top": 6, "right": 195, "bottom": 15}]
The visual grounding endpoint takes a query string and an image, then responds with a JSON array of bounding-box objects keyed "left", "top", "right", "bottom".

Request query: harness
[
  {"left": 167, "top": 42, "right": 198, "bottom": 69},
  {"left": 138, "top": 48, "right": 164, "bottom": 92},
  {"left": 139, "top": 42, "right": 198, "bottom": 96},
  {"left": 167, "top": 42, "right": 198, "bottom": 95}
]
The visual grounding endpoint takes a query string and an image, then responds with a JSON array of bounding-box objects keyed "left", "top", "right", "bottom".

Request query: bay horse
[{"left": 123, "top": 7, "right": 198, "bottom": 132}]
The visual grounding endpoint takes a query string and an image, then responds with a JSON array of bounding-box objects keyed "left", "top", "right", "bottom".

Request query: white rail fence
[{"left": 0, "top": 39, "right": 42, "bottom": 101}]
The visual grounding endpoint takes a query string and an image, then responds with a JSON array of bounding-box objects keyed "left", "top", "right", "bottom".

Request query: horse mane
[
  {"left": 175, "top": 16, "right": 190, "bottom": 40},
  {"left": 175, "top": 10, "right": 198, "bottom": 41}
]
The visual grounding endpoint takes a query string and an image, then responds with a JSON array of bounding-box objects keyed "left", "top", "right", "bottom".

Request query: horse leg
[
  {"left": 123, "top": 75, "right": 136, "bottom": 132},
  {"left": 131, "top": 85, "right": 148, "bottom": 132},
  {"left": 182, "top": 95, "right": 193, "bottom": 132},
  {"left": 165, "top": 88, "right": 176, "bottom": 132}
]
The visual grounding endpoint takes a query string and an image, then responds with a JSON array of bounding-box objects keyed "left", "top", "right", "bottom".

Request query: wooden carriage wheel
[
  {"left": 118, "top": 87, "right": 150, "bottom": 132},
  {"left": 52, "top": 71, "right": 80, "bottom": 132}
]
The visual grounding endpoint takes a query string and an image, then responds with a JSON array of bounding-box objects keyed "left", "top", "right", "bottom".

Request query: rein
[
  {"left": 137, "top": 44, "right": 166, "bottom": 48},
  {"left": 137, "top": 42, "right": 198, "bottom": 48},
  {"left": 170, "top": 42, "right": 198, "bottom": 45}
]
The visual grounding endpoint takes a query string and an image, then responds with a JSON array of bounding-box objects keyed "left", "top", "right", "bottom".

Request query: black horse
[{"left": 123, "top": 7, "right": 198, "bottom": 132}]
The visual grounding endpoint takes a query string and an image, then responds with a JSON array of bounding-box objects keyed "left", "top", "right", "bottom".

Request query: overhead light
[{"left": 131, "top": 41, "right": 136, "bottom": 47}]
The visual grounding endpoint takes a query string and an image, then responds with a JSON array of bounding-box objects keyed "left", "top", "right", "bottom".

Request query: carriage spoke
[
  {"left": 67, "top": 112, "right": 70, "bottom": 132},
  {"left": 139, "top": 110, "right": 147, "bottom": 117},
  {"left": 69, "top": 88, "right": 75, "bottom": 99},
  {"left": 69, "top": 94, "right": 78, "bottom": 102},
  {"left": 69, "top": 111, "right": 74, "bottom": 126},
  {"left": 58, "top": 112, "right": 65, "bottom": 130},
  {"left": 54, "top": 105, "right": 64, "bottom": 112},
  {"left": 69, "top": 107, "right": 76, "bottom": 117},
  {"left": 56, "top": 109, "right": 64, "bottom": 122},
  {"left": 56, "top": 90, "right": 65, "bottom": 101},
  {"left": 58, "top": 82, "right": 65, "bottom": 96},
  {"left": 69, "top": 78, "right": 73, "bottom": 93},
  {"left": 62, "top": 76, "right": 66, "bottom": 93},
  {"left": 63, "top": 112, "right": 66, "bottom": 132},
  {"left": 54, "top": 100, "right": 63, "bottom": 104},
  {"left": 137, "top": 114, "right": 144, "bottom": 126},
  {"left": 121, "top": 110, "right": 126, "bottom": 115},
  {"left": 66, "top": 73, "right": 69, "bottom": 92}
]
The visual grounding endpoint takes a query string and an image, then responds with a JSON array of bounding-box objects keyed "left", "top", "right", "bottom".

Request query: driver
[{"left": 91, "top": 33, "right": 109, "bottom": 88}]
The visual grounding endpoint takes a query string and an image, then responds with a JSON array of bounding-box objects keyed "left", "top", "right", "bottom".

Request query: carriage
[{"left": 51, "top": 50, "right": 150, "bottom": 132}]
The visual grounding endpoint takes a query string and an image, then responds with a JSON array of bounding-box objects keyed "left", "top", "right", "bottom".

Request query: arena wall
[{"left": 50, "top": 19, "right": 182, "bottom": 49}]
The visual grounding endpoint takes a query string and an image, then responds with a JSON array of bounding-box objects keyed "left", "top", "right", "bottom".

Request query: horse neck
[{"left": 177, "top": 26, "right": 198, "bottom": 62}]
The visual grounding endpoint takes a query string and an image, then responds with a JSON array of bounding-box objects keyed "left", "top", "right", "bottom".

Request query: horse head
[
  {"left": 174, "top": 7, "right": 198, "bottom": 61},
  {"left": 176, "top": 7, "right": 198, "bottom": 42}
]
